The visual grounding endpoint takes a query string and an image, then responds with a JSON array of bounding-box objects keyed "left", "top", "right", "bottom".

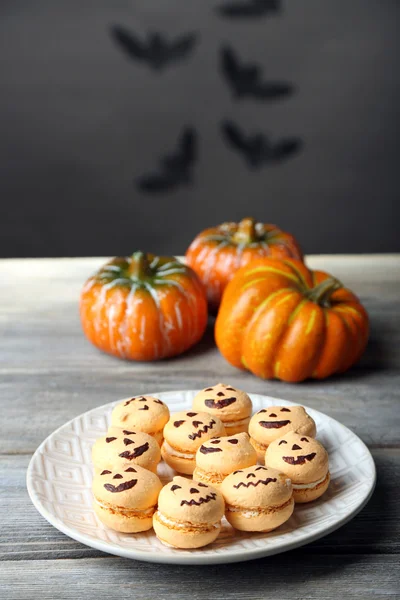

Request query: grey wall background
[{"left": 0, "top": 0, "right": 399, "bottom": 258}]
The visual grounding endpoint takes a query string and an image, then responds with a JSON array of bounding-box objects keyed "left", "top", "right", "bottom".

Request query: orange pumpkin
[
  {"left": 185, "top": 217, "right": 303, "bottom": 310},
  {"left": 80, "top": 252, "right": 208, "bottom": 361},
  {"left": 215, "top": 258, "right": 369, "bottom": 382}
]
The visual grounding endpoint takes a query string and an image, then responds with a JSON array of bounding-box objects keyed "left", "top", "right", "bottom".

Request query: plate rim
[{"left": 27, "top": 391, "right": 376, "bottom": 565}]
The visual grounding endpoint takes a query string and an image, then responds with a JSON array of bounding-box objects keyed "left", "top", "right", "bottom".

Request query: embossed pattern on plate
[{"left": 27, "top": 391, "right": 376, "bottom": 564}]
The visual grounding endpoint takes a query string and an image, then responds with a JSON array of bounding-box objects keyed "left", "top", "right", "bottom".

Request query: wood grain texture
[{"left": 1, "top": 255, "right": 399, "bottom": 598}]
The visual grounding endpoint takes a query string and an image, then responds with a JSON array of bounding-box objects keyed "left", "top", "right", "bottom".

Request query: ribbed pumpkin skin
[
  {"left": 80, "top": 253, "right": 208, "bottom": 361},
  {"left": 185, "top": 218, "right": 303, "bottom": 311},
  {"left": 215, "top": 258, "right": 369, "bottom": 382}
]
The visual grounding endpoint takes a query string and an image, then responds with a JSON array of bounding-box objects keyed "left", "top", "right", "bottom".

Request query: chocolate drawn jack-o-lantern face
[
  {"left": 92, "top": 429, "right": 161, "bottom": 475},
  {"left": 196, "top": 383, "right": 240, "bottom": 410},
  {"left": 103, "top": 433, "right": 150, "bottom": 460},
  {"left": 257, "top": 407, "right": 292, "bottom": 429},
  {"left": 280, "top": 437, "right": 317, "bottom": 465},
  {"left": 227, "top": 465, "right": 282, "bottom": 490},
  {"left": 250, "top": 405, "right": 316, "bottom": 448},
  {"left": 168, "top": 477, "right": 218, "bottom": 507},
  {"left": 172, "top": 411, "right": 220, "bottom": 440},
  {"left": 100, "top": 466, "right": 140, "bottom": 493},
  {"left": 265, "top": 432, "right": 329, "bottom": 483},
  {"left": 123, "top": 396, "right": 167, "bottom": 412},
  {"left": 198, "top": 432, "right": 251, "bottom": 456}
]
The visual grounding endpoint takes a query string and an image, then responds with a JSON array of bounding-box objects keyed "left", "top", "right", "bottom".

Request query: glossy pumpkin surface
[
  {"left": 215, "top": 258, "right": 369, "bottom": 382},
  {"left": 80, "top": 252, "right": 208, "bottom": 361},
  {"left": 185, "top": 217, "right": 303, "bottom": 310}
]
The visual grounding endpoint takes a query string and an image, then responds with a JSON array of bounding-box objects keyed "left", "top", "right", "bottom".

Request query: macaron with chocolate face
[
  {"left": 265, "top": 432, "right": 330, "bottom": 503},
  {"left": 192, "top": 383, "right": 252, "bottom": 434},
  {"left": 111, "top": 396, "right": 169, "bottom": 446},
  {"left": 93, "top": 464, "right": 162, "bottom": 533},
  {"left": 221, "top": 465, "right": 294, "bottom": 532},
  {"left": 153, "top": 476, "right": 225, "bottom": 548},
  {"left": 161, "top": 411, "right": 226, "bottom": 475},
  {"left": 249, "top": 405, "right": 316, "bottom": 462},
  {"left": 92, "top": 430, "right": 161, "bottom": 474},
  {"left": 193, "top": 432, "right": 257, "bottom": 488}
]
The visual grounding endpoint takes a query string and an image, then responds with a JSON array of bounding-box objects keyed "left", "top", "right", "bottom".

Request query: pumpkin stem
[
  {"left": 129, "top": 251, "right": 153, "bottom": 279},
  {"left": 306, "top": 277, "right": 343, "bottom": 307},
  {"left": 232, "top": 217, "right": 259, "bottom": 244}
]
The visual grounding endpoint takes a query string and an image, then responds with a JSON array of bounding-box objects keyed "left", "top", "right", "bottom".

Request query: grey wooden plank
[
  {"left": 1, "top": 449, "right": 398, "bottom": 561},
  {"left": 0, "top": 555, "right": 398, "bottom": 600}
]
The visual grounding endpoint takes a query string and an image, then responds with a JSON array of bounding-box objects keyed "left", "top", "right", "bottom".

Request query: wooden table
[{"left": 1, "top": 255, "right": 399, "bottom": 599}]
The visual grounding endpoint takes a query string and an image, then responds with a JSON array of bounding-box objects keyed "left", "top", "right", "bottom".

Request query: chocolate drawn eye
[
  {"left": 138, "top": 405, "right": 149, "bottom": 411},
  {"left": 100, "top": 470, "right": 111, "bottom": 475},
  {"left": 193, "top": 420, "right": 203, "bottom": 428},
  {"left": 228, "top": 439, "right": 238, "bottom": 444},
  {"left": 225, "top": 387, "right": 236, "bottom": 391},
  {"left": 198, "top": 482, "right": 207, "bottom": 487},
  {"left": 190, "top": 487, "right": 199, "bottom": 494},
  {"left": 205, "top": 388, "right": 213, "bottom": 391},
  {"left": 171, "top": 484, "right": 182, "bottom": 492},
  {"left": 233, "top": 470, "right": 243, "bottom": 475},
  {"left": 123, "top": 438, "right": 135, "bottom": 446},
  {"left": 122, "top": 430, "right": 136, "bottom": 435},
  {"left": 292, "top": 444, "right": 302, "bottom": 451},
  {"left": 153, "top": 399, "right": 164, "bottom": 404},
  {"left": 187, "top": 412, "right": 197, "bottom": 417},
  {"left": 210, "top": 439, "right": 221, "bottom": 444},
  {"left": 269, "top": 413, "right": 277, "bottom": 417},
  {"left": 125, "top": 467, "right": 137, "bottom": 472},
  {"left": 105, "top": 437, "right": 117, "bottom": 443},
  {"left": 280, "top": 408, "right": 291, "bottom": 412},
  {"left": 247, "top": 473, "right": 256, "bottom": 478},
  {"left": 279, "top": 440, "right": 287, "bottom": 445},
  {"left": 138, "top": 397, "right": 146, "bottom": 401},
  {"left": 174, "top": 420, "right": 185, "bottom": 427},
  {"left": 113, "top": 474, "right": 123, "bottom": 479},
  {"left": 216, "top": 392, "right": 225, "bottom": 397},
  {"left": 259, "top": 409, "right": 267, "bottom": 414},
  {"left": 255, "top": 466, "right": 268, "bottom": 471},
  {"left": 301, "top": 437, "right": 309, "bottom": 442}
]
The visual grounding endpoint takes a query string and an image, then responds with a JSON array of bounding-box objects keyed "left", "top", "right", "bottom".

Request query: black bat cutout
[
  {"left": 216, "top": 0, "right": 280, "bottom": 18},
  {"left": 220, "top": 46, "right": 293, "bottom": 101},
  {"left": 221, "top": 120, "right": 302, "bottom": 169},
  {"left": 136, "top": 127, "right": 197, "bottom": 193},
  {"left": 110, "top": 26, "right": 198, "bottom": 71}
]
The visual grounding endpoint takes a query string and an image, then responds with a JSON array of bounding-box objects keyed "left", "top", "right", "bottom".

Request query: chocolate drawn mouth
[
  {"left": 259, "top": 420, "right": 291, "bottom": 429},
  {"left": 234, "top": 477, "right": 277, "bottom": 489},
  {"left": 118, "top": 442, "right": 150, "bottom": 459},
  {"left": 283, "top": 452, "right": 316, "bottom": 465},
  {"left": 188, "top": 420, "right": 216, "bottom": 440},
  {"left": 104, "top": 479, "right": 137, "bottom": 493},
  {"left": 204, "top": 397, "right": 236, "bottom": 410},
  {"left": 180, "top": 492, "right": 217, "bottom": 507},
  {"left": 200, "top": 445, "right": 223, "bottom": 454}
]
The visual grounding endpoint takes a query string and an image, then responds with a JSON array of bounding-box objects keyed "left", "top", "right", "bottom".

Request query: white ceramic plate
[{"left": 27, "top": 391, "right": 375, "bottom": 565}]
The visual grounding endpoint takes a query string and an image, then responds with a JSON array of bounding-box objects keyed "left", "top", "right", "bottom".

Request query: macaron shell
[
  {"left": 111, "top": 396, "right": 169, "bottom": 441},
  {"left": 163, "top": 411, "right": 226, "bottom": 453},
  {"left": 220, "top": 465, "right": 293, "bottom": 509},
  {"left": 157, "top": 476, "right": 225, "bottom": 525},
  {"left": 222, "top": 418, "right": 251, "bottom": 435},
  {"left": 192, "top": 383, "right": 252, "bottom": 421},
  {"left": 249, "top": 405, "right": 316, "bottom": 448},
  {"left": 265, "top": 432, "right": 329, "bottom": 484},
  {"left": 225, "top": 497, "right": 294, "bottom": 532},
  {"left": 292, "top": 472, "right": 330, "bottom": 503},
  {"left": 92, "top": 464, "right": 162, "bottom": 509},
  {"left": 195, "top": 432, "right": 257, "bottom": 476},
  {"left": 153, "top": 512, "right": 221, "bottom": 549},
  {"left": 161, "top": 443, "right": 196, "bottom": 475},
  {"left": 249, "top": 437, "right": 268, "bottom": 464},
  {"left": 92, "top": 430, "right": 161, "bottom": 473},
  {"left": 94, "top": 502, "right": 154, "bottom": 533},
  {"left": 193, "top": 467, "right": 225, "bottom": 489},
  {"left": 107, "top": 426, "right": 163, "bottom": 449}
]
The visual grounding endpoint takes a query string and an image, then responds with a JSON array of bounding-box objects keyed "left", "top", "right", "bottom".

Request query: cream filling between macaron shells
[
  {"left": 154, "top": 511, "right": 220, "bottom": 532},
  {"left": 222, "top": 416, "right": 251, "bottom": 429},
  {"left": 163, "top": 441, "right": 196, "bottom": 460},
  {"left": 94, "top": 497, "right": 156, "bottom": 518},
  {"left": 225, "top": 497, "right": 293, "bottom": 519},
  {"left": 291, "top": 473, "right": 329, "bottom": 490}
]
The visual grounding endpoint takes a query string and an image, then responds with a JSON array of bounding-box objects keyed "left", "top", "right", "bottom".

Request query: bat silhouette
[
  {"left": 110, "top": 26, "right": 198, "bottom": 71},
  {"left": 221, "top": 120, "right": 302, "bottom": 168},
  {"left": 220, "top": 46, "right": 293, "bottom": 100},
  {"left": 216, "top": 0, "right": 280, "bottom": 18},
  {"left": 136, "top": 127, "right": 197, "bottom": 193}
]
